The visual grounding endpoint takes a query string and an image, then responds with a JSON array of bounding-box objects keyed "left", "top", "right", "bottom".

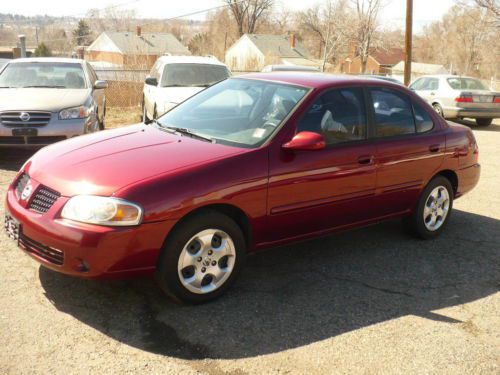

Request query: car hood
[
  {"left": 0, "top": 88, "right": 89, "bottom": 112},
  {"left": 155, "top": 86, "right": 204, "bottom": 105},
  {"left": 25, "top": 124, "right": 246, "bottom": 197}
]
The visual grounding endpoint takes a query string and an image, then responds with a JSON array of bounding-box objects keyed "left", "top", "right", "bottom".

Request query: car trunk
[{"left": 456, "top": 90, "right": 500, "bottom": 110}]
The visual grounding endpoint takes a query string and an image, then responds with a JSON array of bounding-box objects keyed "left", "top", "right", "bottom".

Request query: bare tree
[
  {"left": 470, "top": 0, "right": 500, "bottom": 19},
  {"left": 298, "top": 0, "right": 353, "bottom": 69},
  {"left": 352, "top": 0, "right": 382, "bottom": 73},
  {"left": 224, "top": 0, "right": 274, "bottom": 36}
]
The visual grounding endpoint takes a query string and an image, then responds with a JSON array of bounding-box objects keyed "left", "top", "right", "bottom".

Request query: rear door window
[
  {"left": 413, "top": 102, "right": 434, "bottom": 133},
  {"left": 370, "top": 88, "right": 416, "bottom": 137}
]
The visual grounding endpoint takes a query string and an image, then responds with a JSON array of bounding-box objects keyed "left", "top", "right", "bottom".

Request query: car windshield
[
  {"left": 161, "top": 63, "right": 230, "bottom": 87},
  {"left": 157, "top": 78, "right": 309, "bottom": 148},
  {"left": 447, "top": 77, "right": 488, "bottom": 90},
  {"left": 0, "top": 62, "right": 86, "bottom": 89}
]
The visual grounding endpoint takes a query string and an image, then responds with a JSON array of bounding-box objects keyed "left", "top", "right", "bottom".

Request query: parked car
[
  {"left": 0, "top": 58, "right": 107, "bottom": 147},
  {"left": 262, "top": 64, "right": 320, "bottom": 73},
  {"left": 142, "top": 55, "right": 231, "bottom": 122},
  {"left": 409, "top": 75, "right": 499, "bottom": 126},
  {"left": 361, "top": 75, "right": 403, "bottom": 84},
  {"left": 5, "top": 73, "right": 480, "bottom": 304}
]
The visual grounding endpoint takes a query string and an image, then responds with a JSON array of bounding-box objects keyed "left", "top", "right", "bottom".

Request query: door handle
[
  {"left": 358, "top": 155, "right": 374, "bottom": 165},
  {"left": 429, "top": 144, "right": 440, "bottom": 153}
]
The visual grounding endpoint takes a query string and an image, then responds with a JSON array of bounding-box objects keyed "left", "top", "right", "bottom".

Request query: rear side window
[
  {"left": 297, "top": 88, "right": 367, "bottom": 144},
  {"left": 413, "top": 102, "right": 434, "bottom": 133},
  {"left": 370, "top": 88, "right": 415, "bottom": 137}
]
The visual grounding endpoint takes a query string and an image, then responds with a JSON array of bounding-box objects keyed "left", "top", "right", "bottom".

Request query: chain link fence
[{"left": 95, "top": 69, "right": 148, "bottom": 108}]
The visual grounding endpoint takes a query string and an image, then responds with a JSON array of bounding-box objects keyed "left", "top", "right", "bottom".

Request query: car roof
[
  {"left": 7, "top": 57, "right": 85, "bottom": 64},
  {"left": 416, "top": 74, "right": 480, "bottom": 80},
  {"left": 237, "top": 72, "right": 405, "bottom": 90},
  {"left": 157, "top": 55, "right": 227, "bottom": 66}
]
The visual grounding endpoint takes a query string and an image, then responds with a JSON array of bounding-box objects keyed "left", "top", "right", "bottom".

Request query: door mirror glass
[
  {"left": 282, "top": 131, "right": 326, "bottom": 151},
  {"left": 94, "top": 80, "right": 108, "bottom": 89},
  {"left": 145, "top": 76, "right": 158, "bottom": 86}
]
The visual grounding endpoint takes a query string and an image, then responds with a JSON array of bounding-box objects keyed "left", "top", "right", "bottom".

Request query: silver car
[
  {"left": 410, "top": 75, "right": 499, "bottom": 126},
  {"left": 0, "top": 58, "right": 108, "bottom": 147}
]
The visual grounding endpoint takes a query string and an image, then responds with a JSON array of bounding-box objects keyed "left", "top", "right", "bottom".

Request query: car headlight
[
  {"left": 61, "top": 196, "right": 143, "bottom": 226},
  {"left": 59, "top": 105, "right": 91, "bottom": 120}
]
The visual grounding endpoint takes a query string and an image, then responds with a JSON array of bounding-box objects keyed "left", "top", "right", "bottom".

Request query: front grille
[
  {"left": 0, "top": 111, "right": 51, "bottom": 127},
  {"left": 27, "top": 136, "right": 66, "bottom": 144},
  {"left": 19, "top": 232, "right": 64, "bottom": 265},
  {"left": 0, "top": 136, "right": 66, "bottom": 145},
  {"left": 15, "top": 173, "right": 30, "bottom": 199},
  {"left": 29, "top": 186, "right": 61, "bottom": 214},
  {"left": 0, "top": 136, "right": 24, "bottom": 145}
]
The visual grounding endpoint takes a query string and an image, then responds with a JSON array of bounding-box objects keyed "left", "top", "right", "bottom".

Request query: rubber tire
[
  {"left": 432, "top": 103, "right": 444, "bottom": 118},
  {"left": 155, "top": 210, "right": 246, "bottom": 304},
  {"left": 476, "top": 118, "right": 492, "bottom": 127},
  {"left": 142, "top": 98, "right": 151, "bottom": 124},
  {"left": 404, "top": 176, "right": 454, "bottom": 240},
  {"left": 99, "top": 106, "right": 105, "bottom": 130}
]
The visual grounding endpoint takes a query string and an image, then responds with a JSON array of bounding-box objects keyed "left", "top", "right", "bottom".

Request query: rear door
[{"left": 369, "top": 86, "right": 445, "bottom": 215}]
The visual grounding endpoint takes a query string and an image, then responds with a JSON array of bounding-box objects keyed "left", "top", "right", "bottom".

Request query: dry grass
[{"left": 105, "top": 106, "right": 142, "bottom": 129}]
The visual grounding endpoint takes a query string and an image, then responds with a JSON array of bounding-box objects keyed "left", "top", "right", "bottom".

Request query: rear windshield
[
  {"left": 447, "top": 77, "right": 488, "bottom": 90},
  {"left": 161, "top": 63, "right": 230, "bottom": 88},
  {"left": 0, "top": 62, "right": 86, "bottom": 89}
]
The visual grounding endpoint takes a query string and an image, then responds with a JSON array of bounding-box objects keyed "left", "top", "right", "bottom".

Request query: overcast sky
[{"left": 4, "top": 0, "right": 455, "bottom": 32}]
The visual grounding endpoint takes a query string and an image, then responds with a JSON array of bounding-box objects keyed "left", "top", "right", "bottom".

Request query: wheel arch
[
  {"left": 434, "top": 169, "right": 458, "bottom": 196},
  {"left": 163, "top": 204, "right": 253, "bottom": 252}
]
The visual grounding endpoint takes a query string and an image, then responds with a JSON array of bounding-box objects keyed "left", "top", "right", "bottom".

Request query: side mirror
[
  {"left": 282, "top": 131, "right": 326, "bottom": 151},
  {"left": 145, "top": 76, "right": 158, "bottom": 86},
  {"left": 94, "top": 80, "right": 108, "bottom": 89}
]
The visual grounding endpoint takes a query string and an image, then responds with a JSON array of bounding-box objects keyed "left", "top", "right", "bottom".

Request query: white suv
[{"left": 142, "top": 56, "right": 231, "bottom": 122}]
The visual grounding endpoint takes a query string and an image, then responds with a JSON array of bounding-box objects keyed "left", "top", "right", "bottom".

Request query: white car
[
  {"left": 409, "top": 75, "right": 499, "bottom": 126},
  {"left": 142, "top": 56, "right": 231, "bottom": 122}
]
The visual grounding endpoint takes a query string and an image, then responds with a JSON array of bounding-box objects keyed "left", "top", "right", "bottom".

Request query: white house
[
  {"left": 225, "top": 34, "right": 318, "bottom": 71},
  {"left": 391, "top": 61, "right": 449, "bottom": 82}
]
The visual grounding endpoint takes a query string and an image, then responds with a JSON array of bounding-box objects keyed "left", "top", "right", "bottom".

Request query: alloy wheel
[
  {"left": 423, "top": 186, "right": 450, "bottom": 231},
  {"left": 177, "top": 229, "right": 236, "bottom": 294}
]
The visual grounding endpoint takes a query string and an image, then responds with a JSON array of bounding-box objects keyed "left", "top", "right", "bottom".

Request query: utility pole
[
  {"left": 404, "top": 0, "right": 413, "bottom": 86},
  {"left": 35, "top": 26, "right": 39, "bottom": 45}
]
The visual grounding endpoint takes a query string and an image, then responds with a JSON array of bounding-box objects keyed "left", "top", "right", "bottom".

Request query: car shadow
[
  {"left": 39, "top": 209, "right": 499, "bottom": 360},
  {"left": 450, "top": 119, "right": 500, "bottom": 132},
  {"left": 0, "top": 148, "right": 37, "bottom": 172}
]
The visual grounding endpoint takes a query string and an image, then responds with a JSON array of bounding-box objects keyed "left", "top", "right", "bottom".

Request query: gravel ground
[{"left": 0, "top": 120, "right": 499, "bottom": 375}]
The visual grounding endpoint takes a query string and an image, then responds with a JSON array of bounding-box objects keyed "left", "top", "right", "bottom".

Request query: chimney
[
  {"left": 289, "top": 34, "right": 296, "bottom": 50},
  {"left": 136, "top": 26, "right": 142, "bottom": 37},
  {"left": 77, "top": 46, "right": 85, "bottom": 59}
]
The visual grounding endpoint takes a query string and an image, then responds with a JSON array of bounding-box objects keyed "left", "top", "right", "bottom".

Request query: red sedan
[{"left": 4, "top": 73, "right": 480, "bottom": 303}]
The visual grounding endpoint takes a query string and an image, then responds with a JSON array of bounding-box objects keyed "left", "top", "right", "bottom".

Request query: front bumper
[
  {"left": 0, "top": 114, "right": 96, "bottom": 147},
  {"left": 5, "top": 176, "right": 175, "bottom": 278},
  {"left": 444, "top": 106, "right": 500, "bottom": 119}
]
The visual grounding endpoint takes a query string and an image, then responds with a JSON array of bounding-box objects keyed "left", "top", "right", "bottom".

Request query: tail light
[
  {"left": 455, "top": 95, "right": 473, "bottom": 103},
  {"left": 494, "top": 96, "right": 500, "bottom": 103}
]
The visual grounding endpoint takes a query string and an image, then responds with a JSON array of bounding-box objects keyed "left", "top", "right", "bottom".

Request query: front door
[{"left": 265, "top": 87, "right": 377, "bottom": 245}]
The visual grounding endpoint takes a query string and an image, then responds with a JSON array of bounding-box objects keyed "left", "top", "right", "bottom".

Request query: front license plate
[
  {"left": 4, "top": 214, "right": 20, "bottom": 242},
  {"left": 12, "top": 128, "right": 38, "bottom": 136}
]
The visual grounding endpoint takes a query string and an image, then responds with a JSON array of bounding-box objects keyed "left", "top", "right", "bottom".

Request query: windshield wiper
[
  {"left": 155, "top": 122, "right": 214, "bottom": 143},
  {"left": 22, "top": 85, "right": 66, "bottom": 88}
]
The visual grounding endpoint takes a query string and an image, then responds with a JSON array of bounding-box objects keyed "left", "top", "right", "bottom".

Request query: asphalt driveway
[{"left": 1, "top": 121, "right": 499, "bottom": 374}]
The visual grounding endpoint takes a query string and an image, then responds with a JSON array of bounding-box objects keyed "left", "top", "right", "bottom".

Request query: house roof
[
  {"left": 246, "top": 34, "right": 310, "bottom": 58},
  {"left": 392, "top": 61, "right": 448, "bottom": 74},
  {"left": 89, "top": 31, "right": 190, "bottom": 56},
  {"left": 370, "top": 48, "right": 405, "bottom": 65}
]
